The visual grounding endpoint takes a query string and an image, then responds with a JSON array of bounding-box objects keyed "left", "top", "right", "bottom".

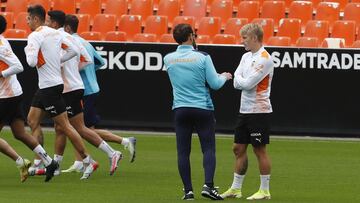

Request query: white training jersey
[
  {"left": 59, "top": 28, "right": 92, "bottom": 93},
  {"left": 24, "top": 26, "right": 78, "bottom": 89},
  {"left": 0, "top": 35, "right": 23, "bottom": 98},
  {"left": 233, "top": 46, "right": 274, "bottom": 114}
]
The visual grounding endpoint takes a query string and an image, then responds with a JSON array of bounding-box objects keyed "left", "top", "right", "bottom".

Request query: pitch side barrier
[{"left": 9, "top": 40, "right": 360, "bottom": 137}]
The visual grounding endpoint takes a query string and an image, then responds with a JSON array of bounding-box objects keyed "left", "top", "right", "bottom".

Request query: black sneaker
[
  {"left": 182, "top": 191, "right": 194, "bottom": 200},
  {"left": 45, "top": 160, "right": 58, "bottom": 182},
  {"left": 201, "top": 185, "right": 223, "bottom": 200}
]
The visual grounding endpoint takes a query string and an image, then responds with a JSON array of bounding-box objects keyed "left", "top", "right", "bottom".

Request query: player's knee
[{"left": 232, "top": 145, "right": 244, "bottom": 157}]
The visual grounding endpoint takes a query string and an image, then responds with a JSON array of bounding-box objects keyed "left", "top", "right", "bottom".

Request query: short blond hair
[{"left": 240, "top": 23, "right": 264, "bottom": 42}]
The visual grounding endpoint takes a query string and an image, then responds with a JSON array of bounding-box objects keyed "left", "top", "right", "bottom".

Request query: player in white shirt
[
  {"left": 221, "top": 23, "right": 274, "bottom": 200},
  {"left": 24, "top": 5, "right": 98, "bottom": 180},
  {"left": 43, "top": 10, "right": 123, "bottom": 176},
  {"left": 0, "top": 15, "right": 62, "bottom": 182}
]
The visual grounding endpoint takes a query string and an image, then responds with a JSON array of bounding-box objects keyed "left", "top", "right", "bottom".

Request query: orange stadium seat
[
  {"left": 212, "top": 34, "right": 237, "bottom": 44},
  {"left": 14, "top": 12, "right": 31, "bottom": 35},
  {"left": 118, "top": 15, "right": 142, "bottom": 41},
  {"left": 352, "top": 40, "right": 360, "bottom": 48},
  {"left": 196, "top": 34, "right": 211, "bottom": 44},
  {"left": 323, "top": 0, "right": 348, "bottom": 12},
  {"left": 232, "top": 0, "right": 241, "bottom": 12},
  {"left": 52, "top": 0, "right": 77, "bottom": 14},
  {"left": 143, "top": 15, "right": 168, "bottom": 41},
  {"left": 331, "top": 20, "right": 356, "bottom": 47},
  {"left": 288, "top": 1, "right": 313, "bottom": 32},
  {"left": 133, "top": 33, "right": 157, "bottom": 42},
  {"left": 296, "top": 37, "right": 319, "bottom": 47},
  {"left": 315, "top": 2, "right": 340, "bottom": 31},
  {"left": 182, "top": 0, "right": 207, "bottom": 28},
  {"left": 75, "top": 14, "right": 90, "bottom": 34},
  {"left": 0, "top": 12, "right": 14, "bottom": 29},
  {"left": 344, "top": 3, "right": 360, "bottom": 33},
  {"left": 172, "top": 16, "right": 195, "bottom": 29},
  {"left": 80, "top": 31, "right": 102, "bottom": 40},
  {"left": 209, "top": 0, "right": 233, "bottom": 28},
  {"left": 237, "top": 1, "right": 259, "bottom": 23},
  {"left": 224, "top": 18, "right": 248, "bottom": 42},
  {"left": 304, "top": 20, "right": 329, "bottom": 43},
  {"left": 129, "top": 0, "right": 153, "bottom": 26},
  {"left": 3, "top": 29, "right": 27, "bottom": 38},
  {"left": 321, "top": 37, "right": 345, "bottom": 48},
  {"left": 267, "top": 36, "right": 291, "bottom": 46},
  {"left": 5, "top": 0, "right": 28, "bottom": 17},
  {"left": 197, "top": 17, "right": 221, "bottom": 39},
  {"left": 252, "top": 18, "right": 274, "bottom": 44},
  {"left": 78, "top": 0, "right": 102, "bottom": 22},
  {"left": 92, "top": 14, "right": 117, "bottom": 40},
  {"left": 159, "top": 33, "right": 176, "bottom": 43},
  {"left": 277, "top": 18, "right": 301, "bottom": 45},
  {"left": 157, "top": 0, "right": 180, "bottom": 28},
  {"left": 28, "top": 0, "right": 51, "bottom": 12},
  {"left": 261, "top": 1, "right": 286, "bottom": 30},
  {"left": 305, "top": 0, "right": 321, "bottom": 9},
  {"left": 103, "top": 0, "right": 129, "bottom": 25},
  {"left": 105, "top": 31, "right": 127, "bottom": 41}
]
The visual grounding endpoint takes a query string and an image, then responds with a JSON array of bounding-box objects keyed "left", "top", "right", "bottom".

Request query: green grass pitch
[{"left": 0, "top": 130, "right": 359, "bottom": 203}]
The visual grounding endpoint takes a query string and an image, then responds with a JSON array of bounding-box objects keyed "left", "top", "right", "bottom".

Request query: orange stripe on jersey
[
  {"left": 256, "top": 75, "right": 269, "bottom": 93},
  {"left": 80, "top": 55, "right": 87, "bottom": 62},
  {"left": 0, "top": 60, "right": 9, "bottom": 72},
  {"left": 37, "top": 50, "right": 46, "bottom": 68},
  {"left": 261, "top": 51, "right": 270, "bottom": 59},
  {"left": 61, "top": 43, "right": 68, "bottom": 50}
]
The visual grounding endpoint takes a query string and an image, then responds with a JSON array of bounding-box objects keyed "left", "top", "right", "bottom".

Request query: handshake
[{"left": 220, "top": 72, "right": 233, "bottom": 80}]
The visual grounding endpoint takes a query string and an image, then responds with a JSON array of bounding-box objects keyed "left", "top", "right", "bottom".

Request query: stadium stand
[
  {"left": 331, "top": 20, "right": 356, "bottom": 47},
  {"left": 28, "top": 0, "right": 51, "bottom": 12},
  {"left": 172, "top": 16, "right": 195, "bottom": 29},
  {"left": 80, "top": 31, "right": 102, "bottom": 40},
  {"left": 182, "top": 0, "right": 207, "bottom": 28},
  {"left": 224, "top": 18, "right": 248, "bottom": 42},
  {"left": 92, "top": 14, "right": 117, "bottom": 40},
  {"left": 3, "top": 28, "right": 26, "bottom": 38},
  {"left": 129, "top": 0, "right": 154, "bottom": 26},
  {"left": 352, "top": 40, "right": 360, "bottom": 48},
  {"left": 14, "top": 12, "right": 31, "bottom": 35},
  {"left": 288, "top": 1, "right": 313, "bottom": 32},
  {"left": 237, "top": 1, "right": 260, "bottom": 23},
  {"left": 75, "top": 14, "right": 91, "bottom": 34},
  {"left": 157, "top": 0, "right": 180, "bottom": 28},
  {"left": 209, "top": 0, "right": 233, "bottom": 29},
  {"left": 343, "top": 3, "right": 360, "bottom": 33},
  {"left": 252, "top": 18, "right": 274, "bottom": 44},
  {"left": 304, "top": 20, "right": 330, "bottom": 44},
  {"left": 78, "top": 0, "right": 102, "bottom": 23},
  {"left": 133, "top": 33, "right": 157, "bottom": 42},
  {"left": 277, "top": 18, "right": 301, "bottom": 45},
  {"left": 321, "top": 37, "right": 345, "bottom": 48},
  {"left": 315, "top": 2, "right": 340, "bottom": 31},
  {"left": 197, "top": 17, "right": 221, "bottom": 39},
  {"left": 103, "top": 0, "right": 129, "bottom": 26},
  {"left": 143, "top": 15, "right": 168, "bottom": 41},
  {"left": 261, "top": 1, "right": 286, "bottom": 29},
  {"left": 196, "top": 34, "right": 211, "bottom": 43},
  {"left": 212, "top": 34, "right": 237, "bottom": 44},
  {"left": 0, "top": 12, "right": 14, "bottom": 29},
  {"left": 159, "top": 33, "right": 176, "bottom": 43},
  {"left": 5, "top": 0, "right": 28, "bottom": 17}
]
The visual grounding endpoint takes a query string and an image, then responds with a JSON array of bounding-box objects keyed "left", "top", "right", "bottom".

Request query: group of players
[{"left": 0, "top": 4, "right": 136, "bottom": 182}]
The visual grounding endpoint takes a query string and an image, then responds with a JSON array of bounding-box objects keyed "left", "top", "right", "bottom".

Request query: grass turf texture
[{"left": 0, "top": 130, "right": 359, "bottom": 203}]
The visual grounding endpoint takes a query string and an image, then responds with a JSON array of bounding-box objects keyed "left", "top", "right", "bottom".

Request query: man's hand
[{"left": 221, "top": 72, "right": 233, "bottom": 80}]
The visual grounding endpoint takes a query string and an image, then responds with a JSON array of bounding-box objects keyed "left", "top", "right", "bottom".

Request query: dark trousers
[{"left": 174, "top": 107, "right": 216, "bottom": 192}]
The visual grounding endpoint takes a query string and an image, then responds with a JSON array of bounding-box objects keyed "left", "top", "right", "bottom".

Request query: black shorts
[
  {"left": 31, "top": 84, "right": 66, "bottom": 118},
  {"left": 63, "top": 89, "right": 84, "bottom": 118},
  {"left": 0, "top": 95, "right": 24, "bottom": 124},
  {"left": 234, "top": 113, "right": 271, "bottom": 146},
  {"left": 83, "top": 93, "right": 100, "bottom": 127}
]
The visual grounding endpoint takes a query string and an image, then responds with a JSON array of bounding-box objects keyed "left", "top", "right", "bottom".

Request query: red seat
[
  {"left": 14, "top": 12, "right": 31, "bottom": 35},
  {"left": 159, "top": 33, "right": 176, "bottom": 43},
  {"left": 75, "top": 14, "right": 90, "bottom": 34},
  {"left": 209, "top": 0, "right": 233, "bottom": 28},
  {"left": 212, "top": 34, "right": 236, "bottom": 44},
  {"left": 143, "top": 16, "right": 168, "bottom": 41},
  {"left": 331, "top": 20, "right": 356, "bottom": 47},
  {"left": 237, "top": 1, "right": 259, "bottom": 23},
  {"left": 296, "top": 37, "right": 319, "bottom": 47},
  {"left": 183, "top": 0, "right": 207, "bottom": 28},
  {"left": 157, "top": 0, "right": 180, "bottom": 28},
  {"left": 92, "top": 14, "right": 117, "bottom": 40},
  {"left": 224, "top": 18, "right": 248, "bottom": 42},
  {"left": 344, "top": 3, "right": 360, "bottom": 34},
  {"left": 252, "top": 18, "right": 274, "bottom": 44},
  {"left": 261, "top": 1, "right": 285, "bottom": 29},
  {"left": 277, "top": 18, "right": 301, "bottom": 45},
  {"left": 103, "top": 0, "right": 129, "bottom": 25},
  {"left": 53, "top": 0, "right": 77, "bottom": 14},
  {"left": 267, "top": 36, "right": 291, "bottom": 46},
  {"left": 133, "top": 33, "right": 157, "bottom": 42},
  {"left": 3, "top": 29, "right": 27, "bottom": 38},
  {"left": 105, "top": 31, "right": 127, "bottom": 41},
  {"left": 304, "top": 20, "right": 329, "bottom": 43},
  {"left": 352, "top": 40, "right": 360, "bottom": 48},
  {"left": 196, "top": 34, "right": 211, "bottom": 44},
  {"left": 315, "top": 2, "right": 340, "bottom": 31},
  {"left": 288, "top": 1, "right": 313, "bottom": 32},
  {"left": 118, "top": 15, "right": 142, "bottom": 41},
  {"left": 129, "top": 0, "right": 154, "bottom": 26},
  {"left": 197, "top": 17, "right": 221, "bottom": 39},
  {"left": 28, "top": 0, "right": 51, "bottom": 11},
  {"left": 78, "top": 0, "right": 102, "bottom": 22},
  {"left": 5, "top": 0, "right": 28, "bottom": 17},
  {"left": 172, "top": 16, "right": 195, "bottom": 29},
  {"left": 80, "top": 31, "right": 102, "bottom": 40}
]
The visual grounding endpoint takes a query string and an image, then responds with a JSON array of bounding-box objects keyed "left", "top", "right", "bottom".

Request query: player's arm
[
  {"left": 204, "top": 55, "right": 231, "bottom": 90},
  {"left": 60, "top": 36, "right": 79, "bottom": 63},
  {"left": 234, "top": 58, "right": 273, "bottom": 90},
  {"left": 233, "top": 56, "right": 245, "bottom": 90},
  {"left": 92, "top": 45, "right": 105, "bottom": 71},
  {"left": 24, "top": 34, "right": 41, "bottom": 67},
  {"left": 0, "top": 47, "right": 24, "bottom": 78},
  {"left": 78, "top": 42, "right": 93, "bottom": 70}
]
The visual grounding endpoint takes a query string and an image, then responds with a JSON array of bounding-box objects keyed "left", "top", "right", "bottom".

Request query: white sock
[
  {"left": 231, "top": 173, "right": 245, "bottom": 189},
  {"left": 260, "top": 175, "right": 270, "bottom": 191},
  {"left": 33, "top": 145, "right": 52, "bottom": 167},
  {"left": 121, "top": 138, "right": 129, "bottom": 146},
  {"left": 15, "top": 157, "right": 24, "bottom": 167},
  {"left": 33, "top": 159, "right": 42, "bottom": 166},
  {"left": 73, "top": 160, "right": 83, "bottom": 168},
  {"left": 54, "top": 154, "right": 63, "bottom": 165},
  {"left": 98, "top": 141, "right": 115, "bottom": 157}
]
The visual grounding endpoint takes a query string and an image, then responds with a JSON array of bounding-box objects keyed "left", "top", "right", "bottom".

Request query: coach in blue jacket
[{"left": 164, "top": 24, "right": 232, "bottom": 201}]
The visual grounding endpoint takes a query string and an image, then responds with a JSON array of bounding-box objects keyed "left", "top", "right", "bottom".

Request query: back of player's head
[
  {"left": 173, "top": 24, "right": 194, "bottom": 44},
  {"left": 240, "top": 23, "right": 264, "bottom": 43},
  {"left": 64, "top": 15, "right": 79, "bottom": 33},
  {"left": 27, "top": 4, "right": 46, "bottom": 22},
  {"left": 0, "top": 15, "right": 7, "bottom": 35},
  {"left": 48, "top": 10, "right": 66, "bottom": 27}
]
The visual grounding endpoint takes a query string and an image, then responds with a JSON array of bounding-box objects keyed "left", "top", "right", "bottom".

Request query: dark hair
[
  {"left": 0, "top": 15, "right": 7, "bottom": 35},
  {"left": 48, "top": 10, "right": 66, "bottom": 27},
  {"left": 173, "top": 24, "right": 194, "bottom": 44},
  {"left": 27, "top": 4, "right": 46, "bottom": 22},
  {"left": 64, "top": 15, "right": 79, "bottom": 33}
]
